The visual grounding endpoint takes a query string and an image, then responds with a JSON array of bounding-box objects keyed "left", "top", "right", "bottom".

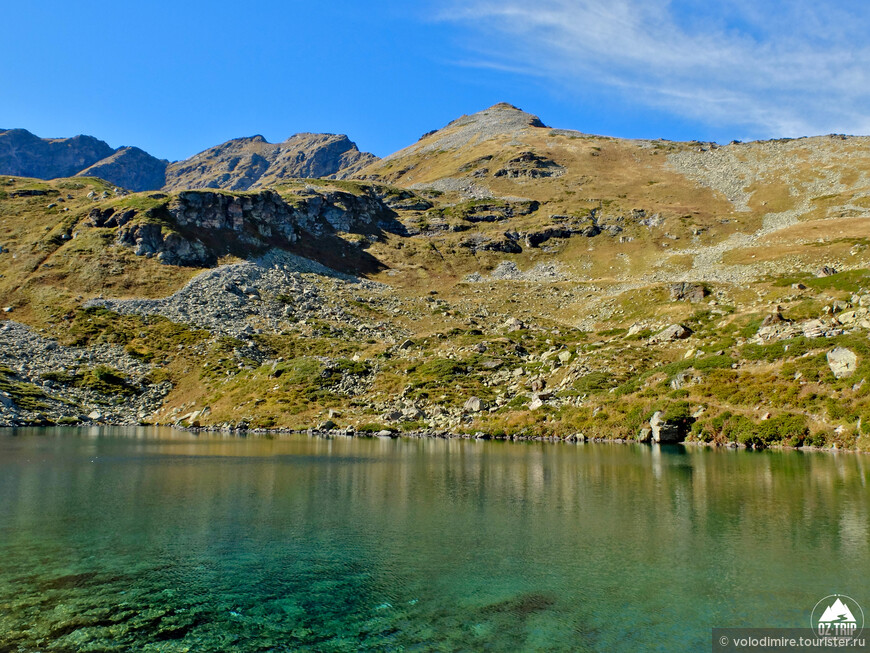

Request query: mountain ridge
[{"left": 0, "top": 128, "right": 377, "bottom": 192}]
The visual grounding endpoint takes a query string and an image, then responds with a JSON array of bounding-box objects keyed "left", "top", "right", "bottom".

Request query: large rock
[
  {"left": 649, "top": 324, "right": 692, "bottom": 344},
  {"left": 827, "top": 347, "right": 858, "bottom": 378},
  {"left": 669, "top": 282, "right": 708, "bottom": 303},
  {"left": 649, "top": 411, "right": 683, "bottom": 443},
  {"left": 463, "top": 396, "right": 483, "bottom": 412}
]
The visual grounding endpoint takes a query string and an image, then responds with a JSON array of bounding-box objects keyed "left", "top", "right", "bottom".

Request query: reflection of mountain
[{"left": 819, "top": 598, "right": 856, "bottom": 624}]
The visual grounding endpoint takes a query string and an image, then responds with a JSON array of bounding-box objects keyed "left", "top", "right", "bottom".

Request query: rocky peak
[
  {"left": 163, "top": 133, "right": 378, "bottom": 191},
  {"left": 0, "top": 128, "right": 115, "bottom": 179},
  {"left": 379, "top": 103, "right": 548, "bottom": 166}
]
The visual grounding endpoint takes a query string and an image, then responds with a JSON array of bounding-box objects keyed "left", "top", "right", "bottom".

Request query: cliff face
[
  {"left": 163, "top": 133, "right": 378, "bottom": 191},
  {"left": 0, "top": 129, "right": 115, "bottom": 179},
  {"left": 75, "top": 146, "right": 168, "bottom": 192},
  {"left": 86, "top": 185, "right": 399, "bottom": 266}
]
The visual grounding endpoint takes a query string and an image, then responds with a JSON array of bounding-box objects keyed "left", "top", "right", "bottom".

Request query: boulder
[
  {"left": 649, "top": 324, "right": 692, "bottom": 344},
  {"left": 827, "top": 347, "right": 858, "bottom": 379},
  {"left": 669, "top": 282, "right": 708, "bottom": 303},
  {"left": 649, "top": 411, "right": 683, "bottom": 443},
  {"left": 463, "top": 396, "right": 483, "bottom": 413}
]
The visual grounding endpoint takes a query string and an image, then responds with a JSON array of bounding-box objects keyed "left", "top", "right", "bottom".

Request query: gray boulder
[
  {"left": 463, "top": 396, "right": 483, "bottom": 412},
  {"left": 649, "top": 324, "right": 692, "bottom": 344},
  {"left": 827, "top": 347, "right": 858, "bottom": 379},
  {"left": 649, "top": 411, "right": 683, "bottom": 443}
]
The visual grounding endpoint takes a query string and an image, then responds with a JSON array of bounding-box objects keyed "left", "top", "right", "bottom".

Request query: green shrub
[
  {"left": 417, "top": 358, "right": 466, "bottom": 380},
  {"left": 805, "top": 431, "right": 829, "bottom": 448}
]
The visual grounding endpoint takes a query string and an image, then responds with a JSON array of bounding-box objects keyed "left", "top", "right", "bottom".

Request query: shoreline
[{"left": 4, "top": 421, "right": 861, "bottom": 454}]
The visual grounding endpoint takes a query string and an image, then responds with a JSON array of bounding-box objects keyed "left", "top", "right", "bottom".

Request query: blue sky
[{"left": 2, "top": 1, "right": 869, "bottom": 161}]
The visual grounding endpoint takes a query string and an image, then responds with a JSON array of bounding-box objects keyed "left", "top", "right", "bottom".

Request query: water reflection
[{"left": 0, "top": 428, "right": 867, "bottom": 651}]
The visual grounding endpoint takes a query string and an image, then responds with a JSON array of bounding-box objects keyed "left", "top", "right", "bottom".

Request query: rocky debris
[
  {"left": 669, "top": 282, "right": 709, "bottom": 303},
  {"left": 494, "top": 151, "right": 565, "bottom": 179},
  {"left": 816, "top": 266, "right": 838, "bottom": 277},
  {"left": 648, "top": 324, "right": 692, "bottom": 344},
  {"left": 164, "top": 133, "right": 378, "bottom": 191},
  {"left": 85, "top": 250, "right": 406, "bottom": 341},
  {"left": 756, "top": 315, "right": 850, "bottom": 342},
  {"left": 827, "top": 347, "right": 858, "bottom": 379},
  {"left": 649, "top": 412, "right": 683, "bottom": 443},
  {"left": 465, "top": 261, "right": 568, "bottom": 283},
  {"left": 0, "top": 321, "right": 170, "bottom": 427}
]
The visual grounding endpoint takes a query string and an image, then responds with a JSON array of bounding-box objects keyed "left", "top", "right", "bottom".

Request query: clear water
[{"left": 0, "top": 428, "right": 867, "bottom": 652}]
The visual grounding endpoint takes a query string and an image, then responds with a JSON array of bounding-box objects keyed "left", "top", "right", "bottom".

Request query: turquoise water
[{"left": 0, "top": 428, "right": 867, "bottom": 652}]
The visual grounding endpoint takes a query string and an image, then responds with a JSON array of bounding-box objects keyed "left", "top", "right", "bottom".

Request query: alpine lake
[{"left": 0, "top": 427, "right": 867, "bottom": 652}]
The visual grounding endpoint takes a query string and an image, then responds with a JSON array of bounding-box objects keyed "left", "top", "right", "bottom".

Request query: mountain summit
[{"left": 164, "top": 133, "right": 378, "bottom": 191}]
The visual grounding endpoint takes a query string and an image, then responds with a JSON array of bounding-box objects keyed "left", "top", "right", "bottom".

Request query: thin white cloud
[{"left": 440, "top": 0, "right": 870, "bottom": 137}]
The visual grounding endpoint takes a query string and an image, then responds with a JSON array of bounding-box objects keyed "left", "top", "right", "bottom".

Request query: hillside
[{"left": 0, "top": 104, "right": 869, "bottom": 451}]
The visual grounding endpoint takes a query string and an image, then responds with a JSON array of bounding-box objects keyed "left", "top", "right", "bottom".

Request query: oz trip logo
[{"left": 811, "top": 594, "right": 864, "bottom": 638}]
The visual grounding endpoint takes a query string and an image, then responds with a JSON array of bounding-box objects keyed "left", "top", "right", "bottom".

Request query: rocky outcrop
[
  {"left": 76, "top": 146, "right": 168, "bottom": 191},
  {"left": 88, "top": 186, "right": 400, "bottom": 267},
  {"left": 0, "top": 129, "right": 115, "bottom": 179},
  {"left": 460, "top": 233, "right": 523, "bottom": 254},
  {"left": 163, "top": 133, "right": 378, "bottom": 191},
  {"left": 494, "top": 151, "right": 565, "bottom": 179}
]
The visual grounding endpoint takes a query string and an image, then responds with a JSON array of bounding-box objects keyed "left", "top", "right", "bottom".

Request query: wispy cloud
[{"left": 439, "top": 0, "right": 870, "bottom": 137}]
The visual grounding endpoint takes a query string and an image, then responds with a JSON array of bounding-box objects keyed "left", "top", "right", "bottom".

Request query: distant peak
[
  {"left": 439, "top": 103, "right": 547, "bottom": 135},
  {"left": 488, "top": 102, "right": 523, "bottom": 111}
]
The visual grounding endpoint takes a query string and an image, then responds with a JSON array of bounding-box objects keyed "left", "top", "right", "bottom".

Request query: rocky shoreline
[{"left": 157, "top": 424, "right": 862, "bottom": 454}]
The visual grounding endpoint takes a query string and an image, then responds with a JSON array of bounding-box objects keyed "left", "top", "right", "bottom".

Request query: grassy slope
[{"left": 1, "top": 121, "right": 870, "bottom": 450}]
